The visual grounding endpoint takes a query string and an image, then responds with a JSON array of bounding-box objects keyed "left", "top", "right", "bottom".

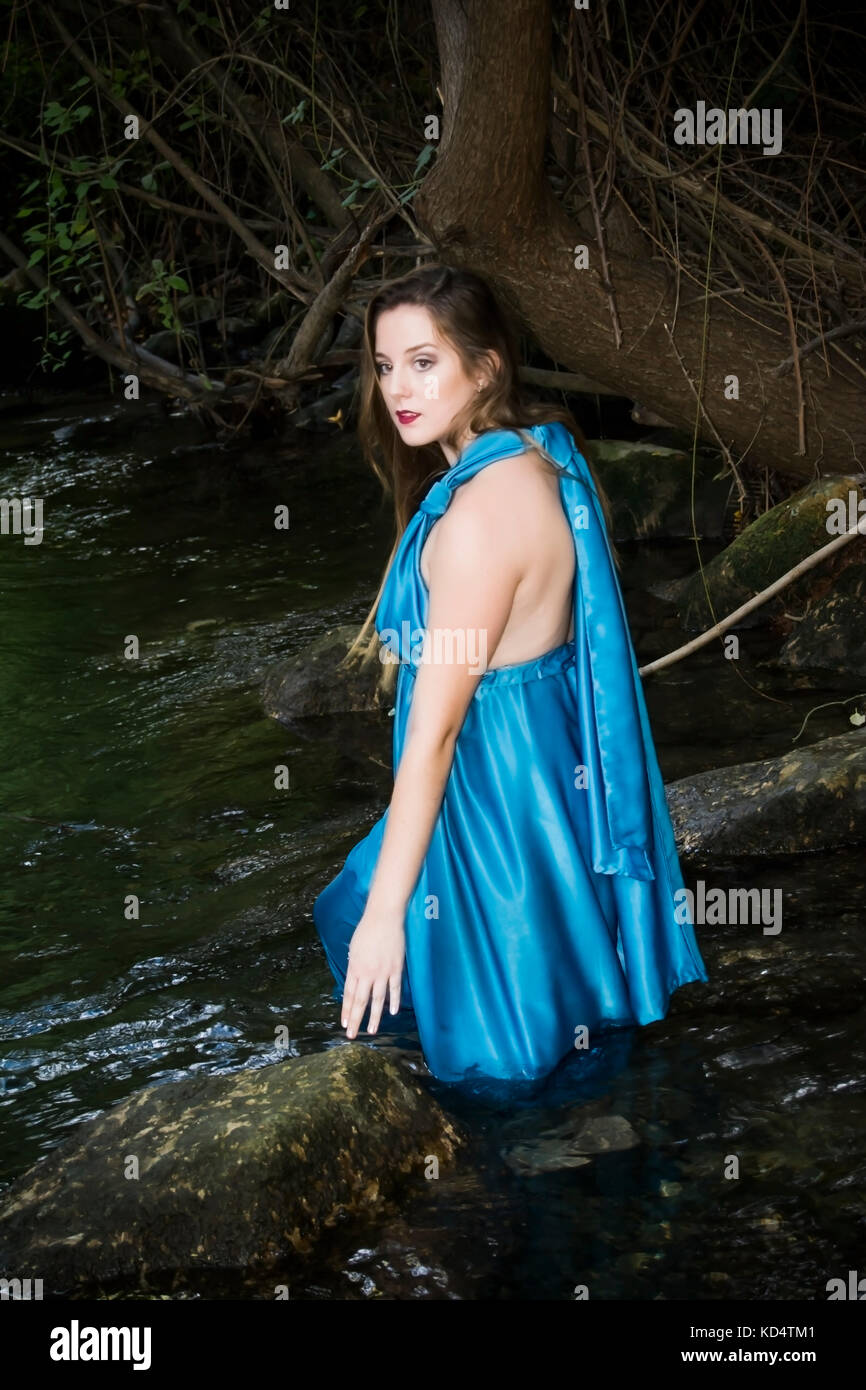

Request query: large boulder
[
  {"left": 656, "top": 474, "right": 866, "bottom": 630},
  {"left": 666, "top": 728, "right": 866, "bottom": 858},
  {"left": 0, "top": 1044, "right": 462, "bottom": 1295},
  {"left": 589, "top": 439, "right": 732, "bottom": 541}
]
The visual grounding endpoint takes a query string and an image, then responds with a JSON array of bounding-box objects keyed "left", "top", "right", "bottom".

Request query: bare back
[{"left": 419, "top": 447, "right": 576, "bottom": 670}]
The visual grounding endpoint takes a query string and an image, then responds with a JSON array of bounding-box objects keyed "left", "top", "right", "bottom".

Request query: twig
[
  {"left": 0, "top": 229, "right": 222, "bottom": 404},
  {"left": 661, "top": 320, "right": 745, "bottom": 503},
  {"left": 746, "top": 227, "right": 807, "bottom": 455},
  {"left": 640, "top": 518, "right": 866, "bottom": 676},
  {"left": 49, "top": 13, "right": 315, "bottom": 305},
  {"left": 550, "top": 73, "right": 865, "bottom": 284},
  {"left": 771, "top": 319, "right": 866, "bottom": 377},
  {"left": 158, "top": 14, "right": 325, "bottom": 284},
  {"left": 273, "top": 200, "right": 394, "bottom": 382}
]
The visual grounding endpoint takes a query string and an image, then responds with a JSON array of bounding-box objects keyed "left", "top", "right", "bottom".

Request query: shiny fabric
[{"left": 313, "top": 420, "right": 708, "bottom": 1083}]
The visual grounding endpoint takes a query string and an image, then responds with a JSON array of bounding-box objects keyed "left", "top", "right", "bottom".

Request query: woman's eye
[
  {"left": 415, "top": 358, "right": 433, "bottom": 371},
  {"left": 376, "top": 363, "right": 390, "bottom": 375}
]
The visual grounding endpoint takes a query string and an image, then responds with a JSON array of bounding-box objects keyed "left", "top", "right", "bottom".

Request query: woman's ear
[{"left": 482, "top": 349, "right": 502, "bottom": 382}]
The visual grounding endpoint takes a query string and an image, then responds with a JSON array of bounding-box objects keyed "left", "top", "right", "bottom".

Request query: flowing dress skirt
[{"left": 313, "top": 636, "right": 707, "bottom": 1084}]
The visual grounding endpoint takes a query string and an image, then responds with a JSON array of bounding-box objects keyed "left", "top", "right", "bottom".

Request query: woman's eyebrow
[{"left": 374, "top": 342, "right": 438, "bottom": 358}]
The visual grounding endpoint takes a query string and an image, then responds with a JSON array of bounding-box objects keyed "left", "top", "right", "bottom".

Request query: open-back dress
[{"left": 313, "top": 420, "right": 708, "bottom": 1083}]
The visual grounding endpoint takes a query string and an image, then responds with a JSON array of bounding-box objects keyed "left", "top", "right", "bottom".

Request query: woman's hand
[{"left": 342, "top": 909, "right": 405, "bottom": 1038}]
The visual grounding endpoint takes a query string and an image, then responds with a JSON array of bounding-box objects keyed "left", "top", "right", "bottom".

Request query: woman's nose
[{"left": 386, "top": 367, "right": 408, "bottom": 399}]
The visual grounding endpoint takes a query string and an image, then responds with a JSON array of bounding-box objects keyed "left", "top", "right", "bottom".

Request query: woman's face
[{"left": 374, "top": 304, "right": 489, "bottom": 461}]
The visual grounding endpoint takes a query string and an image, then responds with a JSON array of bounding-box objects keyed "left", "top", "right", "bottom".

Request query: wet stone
[{"left": 0, "top": 1044, "right": 463, "bottom": 1295}]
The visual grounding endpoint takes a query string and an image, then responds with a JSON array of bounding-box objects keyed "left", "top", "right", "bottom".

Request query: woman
[{"left": 313, "top": 264, "right": 708, "bottom": 1084}]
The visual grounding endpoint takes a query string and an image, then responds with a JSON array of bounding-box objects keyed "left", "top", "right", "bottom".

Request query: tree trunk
[{"left": 416, "top": 0, "right": 865, "bottom": 480}]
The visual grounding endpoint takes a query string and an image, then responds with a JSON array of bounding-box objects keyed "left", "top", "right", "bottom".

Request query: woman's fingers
[
  {"left": 343, "top": 959, "right": 404, "bottom": 1038},
  {"left": 366, "top": 985, "right": 388, "bottom": 1036},
  {"left": 341, "top": 971, "right": 359, "bottom": 1031},
  {"left": 344, "top": 974, "right": 372, "bottom": 1039}
]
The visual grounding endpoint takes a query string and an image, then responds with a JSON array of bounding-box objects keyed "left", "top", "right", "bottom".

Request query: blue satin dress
[{"left": 313, "top": 420, "right": 708, "bottom": 1084}]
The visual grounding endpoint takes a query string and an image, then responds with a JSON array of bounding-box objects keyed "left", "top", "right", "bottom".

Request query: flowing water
[{"left": 1, "top": 391, "right": 863, "bottom": 1300}]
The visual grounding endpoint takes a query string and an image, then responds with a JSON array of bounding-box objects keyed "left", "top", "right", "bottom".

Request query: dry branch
[{"left": 640, "top": 520, "right": 866, "bottom": 677}]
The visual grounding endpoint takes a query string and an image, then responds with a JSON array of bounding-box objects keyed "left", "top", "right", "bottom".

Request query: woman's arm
[{"left": 341, "top": 481, "right": 525, "bottom": 1039}]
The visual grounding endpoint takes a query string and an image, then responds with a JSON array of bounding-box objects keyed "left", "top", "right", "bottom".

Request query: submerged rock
[
  {"left": 0, "top": 1044, "right": 462, "bottom": 1295},
  {"left": 667, "top": 728, "right": 866, "bottom": 858},
  {"left": 502, "top": 1109, "right": 640, "bottom": 1176}
]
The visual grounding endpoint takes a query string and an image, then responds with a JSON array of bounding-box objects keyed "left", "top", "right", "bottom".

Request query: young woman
[{"left": 313, "top": 264, "right": 708, "bottom": 1085}]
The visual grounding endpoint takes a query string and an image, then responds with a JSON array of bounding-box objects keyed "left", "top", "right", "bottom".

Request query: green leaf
[{"left": 414, "top": 143, "right": 435, "bottom": 174}]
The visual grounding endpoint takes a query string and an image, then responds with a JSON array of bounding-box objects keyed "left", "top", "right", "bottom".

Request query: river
[{"left": 1, "top": 390, "right": 863, "bottom": 1299}]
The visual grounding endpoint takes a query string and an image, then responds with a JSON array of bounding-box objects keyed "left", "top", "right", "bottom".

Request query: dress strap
[{"left": 526, "top": 422, "right": 655, "bottom": 880}]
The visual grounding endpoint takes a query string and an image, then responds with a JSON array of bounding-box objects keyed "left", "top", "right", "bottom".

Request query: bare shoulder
[
  {"left": 452, "top": 447, "right": 559, "bottom": 518},
  {"left": 426, "top": 447, "right": 563, "bottom": 565},
  {"left": 422, "top": 447, "right": 568, "bottom": 588},
  {"left": 423, "top": 452, "right": 540, "bottom": 572}
]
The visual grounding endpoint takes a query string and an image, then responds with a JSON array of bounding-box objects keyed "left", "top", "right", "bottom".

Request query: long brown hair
[{"left": 342, "top": 264, "right": 619, "bottom": 672}]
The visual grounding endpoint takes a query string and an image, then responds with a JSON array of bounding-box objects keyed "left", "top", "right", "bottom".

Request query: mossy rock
[
  {"left": 0, "top": 1044, "right": 462, "bottom": 1295},
  {"left": 588, "top": 439, "right": 731, "bottom": 541},
  {"left": 660, "top": 474, "right": 865, "bottom": 630}
]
